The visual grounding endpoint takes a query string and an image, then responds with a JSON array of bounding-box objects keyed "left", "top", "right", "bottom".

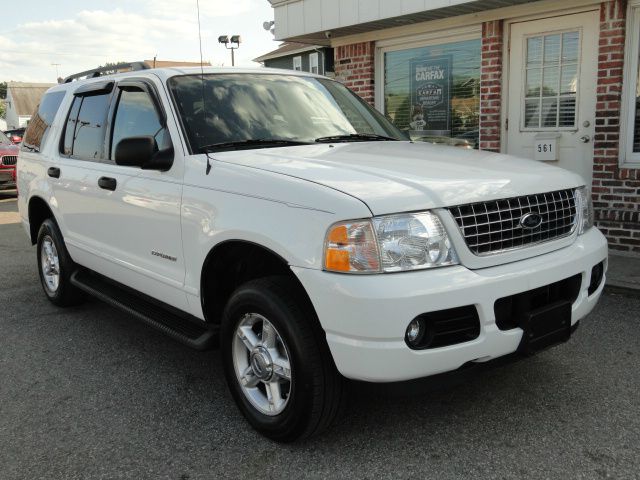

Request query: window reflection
[
  {"left": 383, "top": 39, "right": 481, "bottom": 149},
  {"left": 169, "top": 74, "right": 404, "bottom": 150},
  {"left": 523, "top": 31, "right": 579, "bottom": 129}
]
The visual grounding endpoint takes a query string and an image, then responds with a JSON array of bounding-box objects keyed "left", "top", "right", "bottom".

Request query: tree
[
  {"left": 99, "top": 62, "right": 127, "bottom": 75},
  {"left": 0, "top": 101, "right": 5, "bottom": 119}
]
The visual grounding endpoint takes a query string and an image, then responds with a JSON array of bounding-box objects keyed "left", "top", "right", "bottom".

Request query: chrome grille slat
[
  {"left": 1, "top": 155, "right": 17, "bottom": 166},
  {"left": 449, "top": 189, "right": 577, "bottom": 256}
]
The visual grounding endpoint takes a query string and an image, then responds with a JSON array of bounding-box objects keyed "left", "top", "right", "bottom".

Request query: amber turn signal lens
[
  {"left": 325, "top": 249, "right": 350, "bottom": 272},
  {"left": 323, "top": 221, "right": 380, "bottom": 273}
]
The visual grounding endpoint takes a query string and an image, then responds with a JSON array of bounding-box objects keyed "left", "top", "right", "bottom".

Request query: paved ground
[
  {"left": 1, "top": 193, "right": 639, "bottom": 480},
  {"left": 607, "top": 253, "right": 640, "bottom": 295}
]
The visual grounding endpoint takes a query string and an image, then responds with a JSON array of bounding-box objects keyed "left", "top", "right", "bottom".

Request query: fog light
[
  {"left": 406, "top": 318, "right": 425, "bottom": 347},
  {"left": 588, "top": 261, "right": 604, "bottom": 296}
]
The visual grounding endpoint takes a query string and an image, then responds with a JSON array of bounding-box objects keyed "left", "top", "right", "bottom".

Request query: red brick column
[
  {"left": 592, "top": 0, "right": 640, "bottom": 254},
  {"left": 334, "top": 41, "right": 375, "bottom": 105},
  {"left": 479, "top": 20, "right": 504, "bottom": 152}
]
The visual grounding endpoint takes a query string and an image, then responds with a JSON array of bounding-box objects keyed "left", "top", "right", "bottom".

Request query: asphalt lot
[{"left": 1, "top": 192, "right": 639, "bottom": 480}]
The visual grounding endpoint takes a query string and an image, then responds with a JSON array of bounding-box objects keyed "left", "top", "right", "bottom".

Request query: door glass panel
[
  {"left": 526, "top": 37, "right": 543, "bottom": 66},
  {"left": 526, "top": 69, "right": 541, "bottom": 96},
  {"left": 71, "top": 94, "right": 110, "bottom": 161},
  {"left": 562, "top": 32, "right": 580, "bottom": 63},
  {"left": 543, "top": 34, "right": 561, "bottom": 65},
  {"left": 559, "top": 97, "right": 576, "bottom": 126},
  {"left": 111, "top": 89, "right": 171, "bottom": 160},
  {"left": 62, "top": 97, "right": 81, "bottom": 156},
  {"left": 542, "top": 67, "right": 559, "bottom": 96},
  {"left": 524, "top": 99, "right": 540, "bottom": 128},
  {"left": 560, "top": 64, "right": 578, "bottom": 95},
  {"left": 523, "top": 30, "right": 579, "bottom": 129},
  {"left": 541, "top": 98, "right": 558, "bottom": 127}
]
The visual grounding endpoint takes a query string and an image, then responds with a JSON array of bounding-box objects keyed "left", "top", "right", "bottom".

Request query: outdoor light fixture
[{"left": 218, "top": 34, "right": 242, "bottom": 66}]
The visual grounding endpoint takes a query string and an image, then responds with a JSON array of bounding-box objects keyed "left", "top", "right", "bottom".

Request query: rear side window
[
  {"left": 21, "top": 91, "right": 65, "bottom": 153},
  {"left": 61, "top": 93, "right": 111, "bottom": 161}
]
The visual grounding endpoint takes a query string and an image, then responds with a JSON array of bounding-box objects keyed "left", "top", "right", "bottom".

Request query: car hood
[
  {"left": 217, "top": 141, "right": 585, "bottom": 215},
  {"left": 0, "top": 144, "right": 18, "bottom": 156}
]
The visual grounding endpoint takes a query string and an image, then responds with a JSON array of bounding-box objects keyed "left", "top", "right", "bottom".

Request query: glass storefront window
[{"left": 383, "top": 38, "right": 481, "bottom": 149}]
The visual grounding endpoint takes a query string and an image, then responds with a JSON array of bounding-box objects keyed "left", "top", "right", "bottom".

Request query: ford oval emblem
[{"left": 520, "top": 212, "right": 543, "bottom": 230}]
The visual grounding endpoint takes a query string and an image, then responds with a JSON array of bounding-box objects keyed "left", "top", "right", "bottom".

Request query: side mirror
[{"left": 114, "top": 136, "right": 174, "bottom": 171}]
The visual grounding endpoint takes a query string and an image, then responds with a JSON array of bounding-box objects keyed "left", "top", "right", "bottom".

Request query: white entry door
[{"left": 507, "top": 11, "right": 599, "bottom": 185}]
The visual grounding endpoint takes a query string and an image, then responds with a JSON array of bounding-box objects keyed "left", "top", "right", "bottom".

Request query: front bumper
[
  {"left": 293, "top": 227, "right": 608, "bottom": 382},
  {"left": 0, "top": 167, "right": 16, "bottom": 189}
]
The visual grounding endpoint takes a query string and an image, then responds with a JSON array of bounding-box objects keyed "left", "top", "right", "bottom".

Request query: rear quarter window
[{"left": 21, "top": 91, "right": 66, "bottom": 153}]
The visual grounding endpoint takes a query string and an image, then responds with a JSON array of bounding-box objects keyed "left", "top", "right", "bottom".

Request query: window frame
[
  {"left": 620, "top": 0, "right": 640, "bottom": 167},
  {"left": 293, "top": 56, "right": 302, "bottom": 71},
  {"left": 374, "top": 25, "right": 481, "bottom": 115},
  {"left": 59, "top": 82, "right": 115, "bottom": 163},
  {"left": 374, "top": 25, "right": 482, "bottom": 144},
  {"left": 519, "top": 29, "right": 582, "bottom": 132},
  {"left": 309, "top": 52, "right": 320, "bottom": 74},
  {"left": 20, "top": 90, "right": 66, "bottom": 154}
]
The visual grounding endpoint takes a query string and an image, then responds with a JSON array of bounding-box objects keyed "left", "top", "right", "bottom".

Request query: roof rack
[{"left": 63, "top": 61, "right": 150, "bottom": 84}]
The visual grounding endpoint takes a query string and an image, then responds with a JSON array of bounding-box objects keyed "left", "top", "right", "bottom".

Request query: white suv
[{"left": 18, "top": 64, "right": 607, "bottom": 442}]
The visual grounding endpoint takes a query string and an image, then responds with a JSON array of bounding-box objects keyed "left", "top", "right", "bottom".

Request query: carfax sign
[{"left": 409, "top": 55, "right": 452, "bottom": 134}]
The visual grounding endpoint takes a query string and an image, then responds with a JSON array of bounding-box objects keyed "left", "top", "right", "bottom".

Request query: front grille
[
  {"left": 1, "top": 156, "right": 17, "bottom": 166},
  {"left": 449, "top": 189, "right": 577, "bottom": 255},
  {"left": 494, "top": 274, "right": 582, "bottom": 330}
]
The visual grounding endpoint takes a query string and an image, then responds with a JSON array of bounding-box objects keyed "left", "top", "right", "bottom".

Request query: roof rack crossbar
[{"left": 63, "top": 61, "right": 150, "bottom": 83}]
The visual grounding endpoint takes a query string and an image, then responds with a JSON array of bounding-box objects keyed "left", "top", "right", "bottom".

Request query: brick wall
[
  {"left": 334, "top": 42, "right": 375, "bottom": 105},
  {"left": 592, "top": 0, "right": 640, "bottom": 254},
  {"left": 480, "top": 20, "right": 504, "bottom": 152},
  {"left": 331, "top": 2, "right": 638, "bottom": 253}
]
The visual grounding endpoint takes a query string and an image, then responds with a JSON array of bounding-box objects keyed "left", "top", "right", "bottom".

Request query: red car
[
  {"left": 3, "top": 128, "right": 25, "bottom": 144},
  {"left": 0, "top": 130, "right": 18, "bottom": 190}
]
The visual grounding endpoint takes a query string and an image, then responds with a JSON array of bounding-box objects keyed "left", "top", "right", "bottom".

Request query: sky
[{"left": 0, "top": 0, "right": 278, "bottom": 83}]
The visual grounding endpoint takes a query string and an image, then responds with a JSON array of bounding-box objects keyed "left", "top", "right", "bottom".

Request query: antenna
[{"left": 196, "top": 0, "right": 212, "bottom": 174}]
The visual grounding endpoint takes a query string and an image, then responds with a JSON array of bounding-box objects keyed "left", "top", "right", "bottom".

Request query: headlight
[
  {"left": 324, "top": 211, "right": 458, "bottom": 273},
  {"left": 575, "top": 186, "right": 594, "bottom": 235}
]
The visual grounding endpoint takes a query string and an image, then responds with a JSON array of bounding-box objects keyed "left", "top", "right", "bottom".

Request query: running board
[{"left": 70, "top": 270, "right": 217, "bottom": 350}]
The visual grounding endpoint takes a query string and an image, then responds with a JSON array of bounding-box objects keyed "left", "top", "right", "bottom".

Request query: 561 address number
[{"left": 534, "top": 139, "right": 557, "bottom": 161}]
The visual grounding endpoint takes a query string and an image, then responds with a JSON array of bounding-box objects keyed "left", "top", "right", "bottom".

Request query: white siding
[{"left": 272, "top": 0, "right": 480, "bottom": 40}]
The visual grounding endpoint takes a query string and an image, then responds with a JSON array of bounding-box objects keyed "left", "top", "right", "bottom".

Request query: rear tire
[
  {"left": 36, "top": 218, "right": 84, "bottom": 307},
  {"left": 221, "top": 276, "right": 345, "bottom": 442}
]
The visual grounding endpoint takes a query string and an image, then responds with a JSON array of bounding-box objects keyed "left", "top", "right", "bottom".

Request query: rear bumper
[{"left": 293, "top": 227, "right": 608, "bottom": 382}]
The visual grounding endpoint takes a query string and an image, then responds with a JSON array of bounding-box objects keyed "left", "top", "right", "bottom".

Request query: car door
[{"left": 55, "top": 77, "right": 188, "bottom": 312}]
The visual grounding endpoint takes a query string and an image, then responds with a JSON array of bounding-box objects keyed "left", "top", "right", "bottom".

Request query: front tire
[
  {"left": 221, "top": 276, "right": 344, "bottom": 442},
  {"left": 36, "top": 219, "right": 84, "bottom": 307}
]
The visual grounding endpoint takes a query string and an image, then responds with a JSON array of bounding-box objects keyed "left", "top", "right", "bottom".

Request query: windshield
[{"left": 168, "top": 73, "right": 406, "bottom": 152}]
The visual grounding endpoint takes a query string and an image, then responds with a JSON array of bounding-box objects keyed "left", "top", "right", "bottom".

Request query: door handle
[
  {"left": 579, "top": 135, "right": 591, "bottom": 143},
  {"left": 98, "top": 176, "right": 117, "bottom": 191},
  {"left": 47, "top": 167, "right": 60, "bottom": 178}
]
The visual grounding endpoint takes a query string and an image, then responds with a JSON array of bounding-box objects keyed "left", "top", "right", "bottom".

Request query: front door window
[{"left": 523, "top": 31, "right": 580, "bottom": 129}]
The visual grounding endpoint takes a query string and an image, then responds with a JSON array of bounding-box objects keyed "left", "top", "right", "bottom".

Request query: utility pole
[{"left": 51, "top": 63, "right": 61, "bottom": 78}]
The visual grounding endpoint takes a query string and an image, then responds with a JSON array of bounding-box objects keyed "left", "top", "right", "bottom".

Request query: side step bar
[{"left": 70, "top": 270, "right": 217, "bottom": 350}]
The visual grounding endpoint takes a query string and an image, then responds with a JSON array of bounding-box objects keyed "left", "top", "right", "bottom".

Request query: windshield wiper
[
  {"left": 314, "top": 133, "right": 398, "bottom": 143},
  {"left": 200, "top": 138, "right": 312, "bottom": 153}
]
